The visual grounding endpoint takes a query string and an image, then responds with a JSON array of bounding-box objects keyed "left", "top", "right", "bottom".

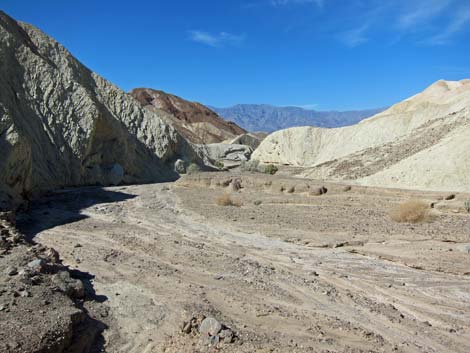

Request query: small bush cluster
[
  {"left": 390, "top": 199, "right": 431, "bottom": 223},
  {"left": 240, "top": 160, "right": 260, "bottom": 173},
  {"left": 187, "top": 163, "right": 201, "bottom": 175},
  {"left": 215, "top": 193, "right": 242, "bottom": 207},
  {"left": 464, "top": 200, "right": 470, "bottom": 213},
  {"left": 264, "top": 164, "right": 278, "bottom": 175},
  {"left": 214, "top": 160, "right": 224, "bottom": 169}
]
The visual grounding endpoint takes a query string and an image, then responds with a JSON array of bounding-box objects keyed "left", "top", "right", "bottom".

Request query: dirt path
[{"left": 18, "top": 177, "right": 470, "bottom": 353}]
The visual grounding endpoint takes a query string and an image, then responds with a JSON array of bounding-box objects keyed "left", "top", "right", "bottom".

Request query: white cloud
[{"left": 188, "top": 31, "right": 245, "bottom": 47}]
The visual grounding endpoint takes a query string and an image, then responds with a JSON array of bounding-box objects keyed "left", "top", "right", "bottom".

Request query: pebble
[
  {"left": 27, "top": 259, "right": 46, "bottom": 272},
  {"left": 5, "top": 266, "right": 18, "bottom": 276},
  {"left": 219, "top": 329, "right": 234, "bottom": 343},
  {"left": 20, "top": 290, "right": 31, "bottom": 298},
  {"left": 182, "top": 321, "right": 192, "bottom": 334}
]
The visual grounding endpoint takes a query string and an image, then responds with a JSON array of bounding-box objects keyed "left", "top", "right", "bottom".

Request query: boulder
[
  {"left": 174, "top": 159, "right": 186, "bottom": 174},
  {"left": 199, "top": 317, "right": 222, "bottom": 337},
  {"left": 107, "top": 164, "right": 124, "bottom": 186},
  {"left": 196, "top": 143, "right": 253, "bottom": 168}
]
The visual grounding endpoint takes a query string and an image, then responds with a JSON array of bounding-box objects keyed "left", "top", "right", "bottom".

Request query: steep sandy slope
[
  {"left": 0, "top": 11, "right": 200, "bottom": 208},
  {"left": 253, "top": 80, "right": 470, "bottom": 191},
  {"left": 130, "top": 88, "right": 245, "bottom": 144}
]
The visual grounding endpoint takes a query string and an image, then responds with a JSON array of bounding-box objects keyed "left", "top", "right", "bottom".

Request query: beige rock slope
[
  {"left": 130, "top": 88, "right": 246, "bottom": 144},
  {"left": 0, "top": 11, "right": 200, "bottom": 208},
  {"left": 252, "top": 79, "right": 470, "bottom": 191}
]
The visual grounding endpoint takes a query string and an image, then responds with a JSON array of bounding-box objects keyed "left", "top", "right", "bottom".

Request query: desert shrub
[
  {"left": 214, "top": 160, "right": 224, "bottom": 169},
  {"left": 264, "top": 164, "right": 278, "bottom": 175},
  {"left": 215, "top": 193, "right": 242, "bottom": 207},
  {"left": 187, "top": 163, "right": 201, "bottom": 175},
  {"left": 464, "top": 200, "right": 470, "bottom": 213},
  {"left": 253, "top": 200, "right": 262, "bottom": 206},
  {"left": 229, "top": 178, "right": 242, "bottom": 192},
  {"left": 390, "top": 200, "right": 431, "bottom": 223},
  {"left": 309, "top": 186, "right": 328, "bottom": 196},
  {"left": 240, "top": 159, "right": 260, "bottom": 173}
]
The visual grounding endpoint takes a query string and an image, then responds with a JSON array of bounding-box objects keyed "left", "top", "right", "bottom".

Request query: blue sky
[{"left": 2, "top": 0, "right": 470, "bottom": 110}]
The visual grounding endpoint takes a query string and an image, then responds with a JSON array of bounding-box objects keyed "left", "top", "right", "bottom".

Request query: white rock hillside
[
  {"left": 0, "top": 11, "right": 200, "bottom": 208},
  {"left": 252, "top": 79, "right": 470, "bottom": 192}
]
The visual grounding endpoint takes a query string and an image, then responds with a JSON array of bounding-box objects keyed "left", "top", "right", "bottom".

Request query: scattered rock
[
  {"left": 51, "top": 271, "right": 85, "bottom": 299},
  {"left": 310, "top": 186, "right": 328, "bottom": 196},
  {"left": 182, "top": 321, "right": 192, "bottom": 334},
  {"left": 27, "top": 259, "right": 46, "bottom": 273},
  {"left": 219, "top": 329, "right": 234, "bottom": 343},
  {"left": 45, "top": 248, "right": 60, "bottom": 263}
]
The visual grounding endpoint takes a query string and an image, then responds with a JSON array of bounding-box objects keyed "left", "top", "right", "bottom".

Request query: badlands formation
[
  {"left": 253, "top": 79, "right": 470, "bottom": 192},
  {"left": 1, "top": 9, "right": 470, "bottom": 353},
  {"left": 130, "top": 88, "right": 246, "bottom": 144},
  {"left": 130, "top": 88, "right": 258, "bottom": 168}
]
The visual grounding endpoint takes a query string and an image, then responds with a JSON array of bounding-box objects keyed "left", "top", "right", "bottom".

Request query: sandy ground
[{"left": 17, "top": 172, "right": 470, "bottom": 352}]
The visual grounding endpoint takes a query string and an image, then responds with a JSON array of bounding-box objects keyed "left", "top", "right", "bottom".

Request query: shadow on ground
[
  {"left": 15, "top": 186, "right": 137, "bottom": 353},
  {"left": 16, "top": 186, "right": 136, "bottom": 242}
]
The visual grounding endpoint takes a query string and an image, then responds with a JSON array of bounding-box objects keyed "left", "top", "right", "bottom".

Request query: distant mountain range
[{"left": 210, "top": 104, "right": 385, "bottom": 132}]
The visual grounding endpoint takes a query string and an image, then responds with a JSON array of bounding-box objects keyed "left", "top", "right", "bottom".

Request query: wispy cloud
[
  {"left": 270, "top": 0, "right": 325, "bottom": 7},
  {"left": 397, "top": 0, "right": 451, "bottom": 30},
  {"left": 426, "top": 7, "right": 470, "bottom": 44},
  {"left": 339, "top": 25, "right": 369, "bottom": 48},
  {"left": 188, "top": 31, "right": 245, "bottom": 47},
  {"left": 335, "top": 0, "right": 470, "bottom": 47}
]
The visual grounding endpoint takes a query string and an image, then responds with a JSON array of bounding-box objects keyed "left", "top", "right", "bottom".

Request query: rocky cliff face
[
  {"left": 253, "top": 80, "right": 470, "bottom": 192},
  {"left": 130, "top": 88, "right": 245, "bottom": 144},
  {"left": 0, "top": 11, "right": 200, "bottom": 208}
]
